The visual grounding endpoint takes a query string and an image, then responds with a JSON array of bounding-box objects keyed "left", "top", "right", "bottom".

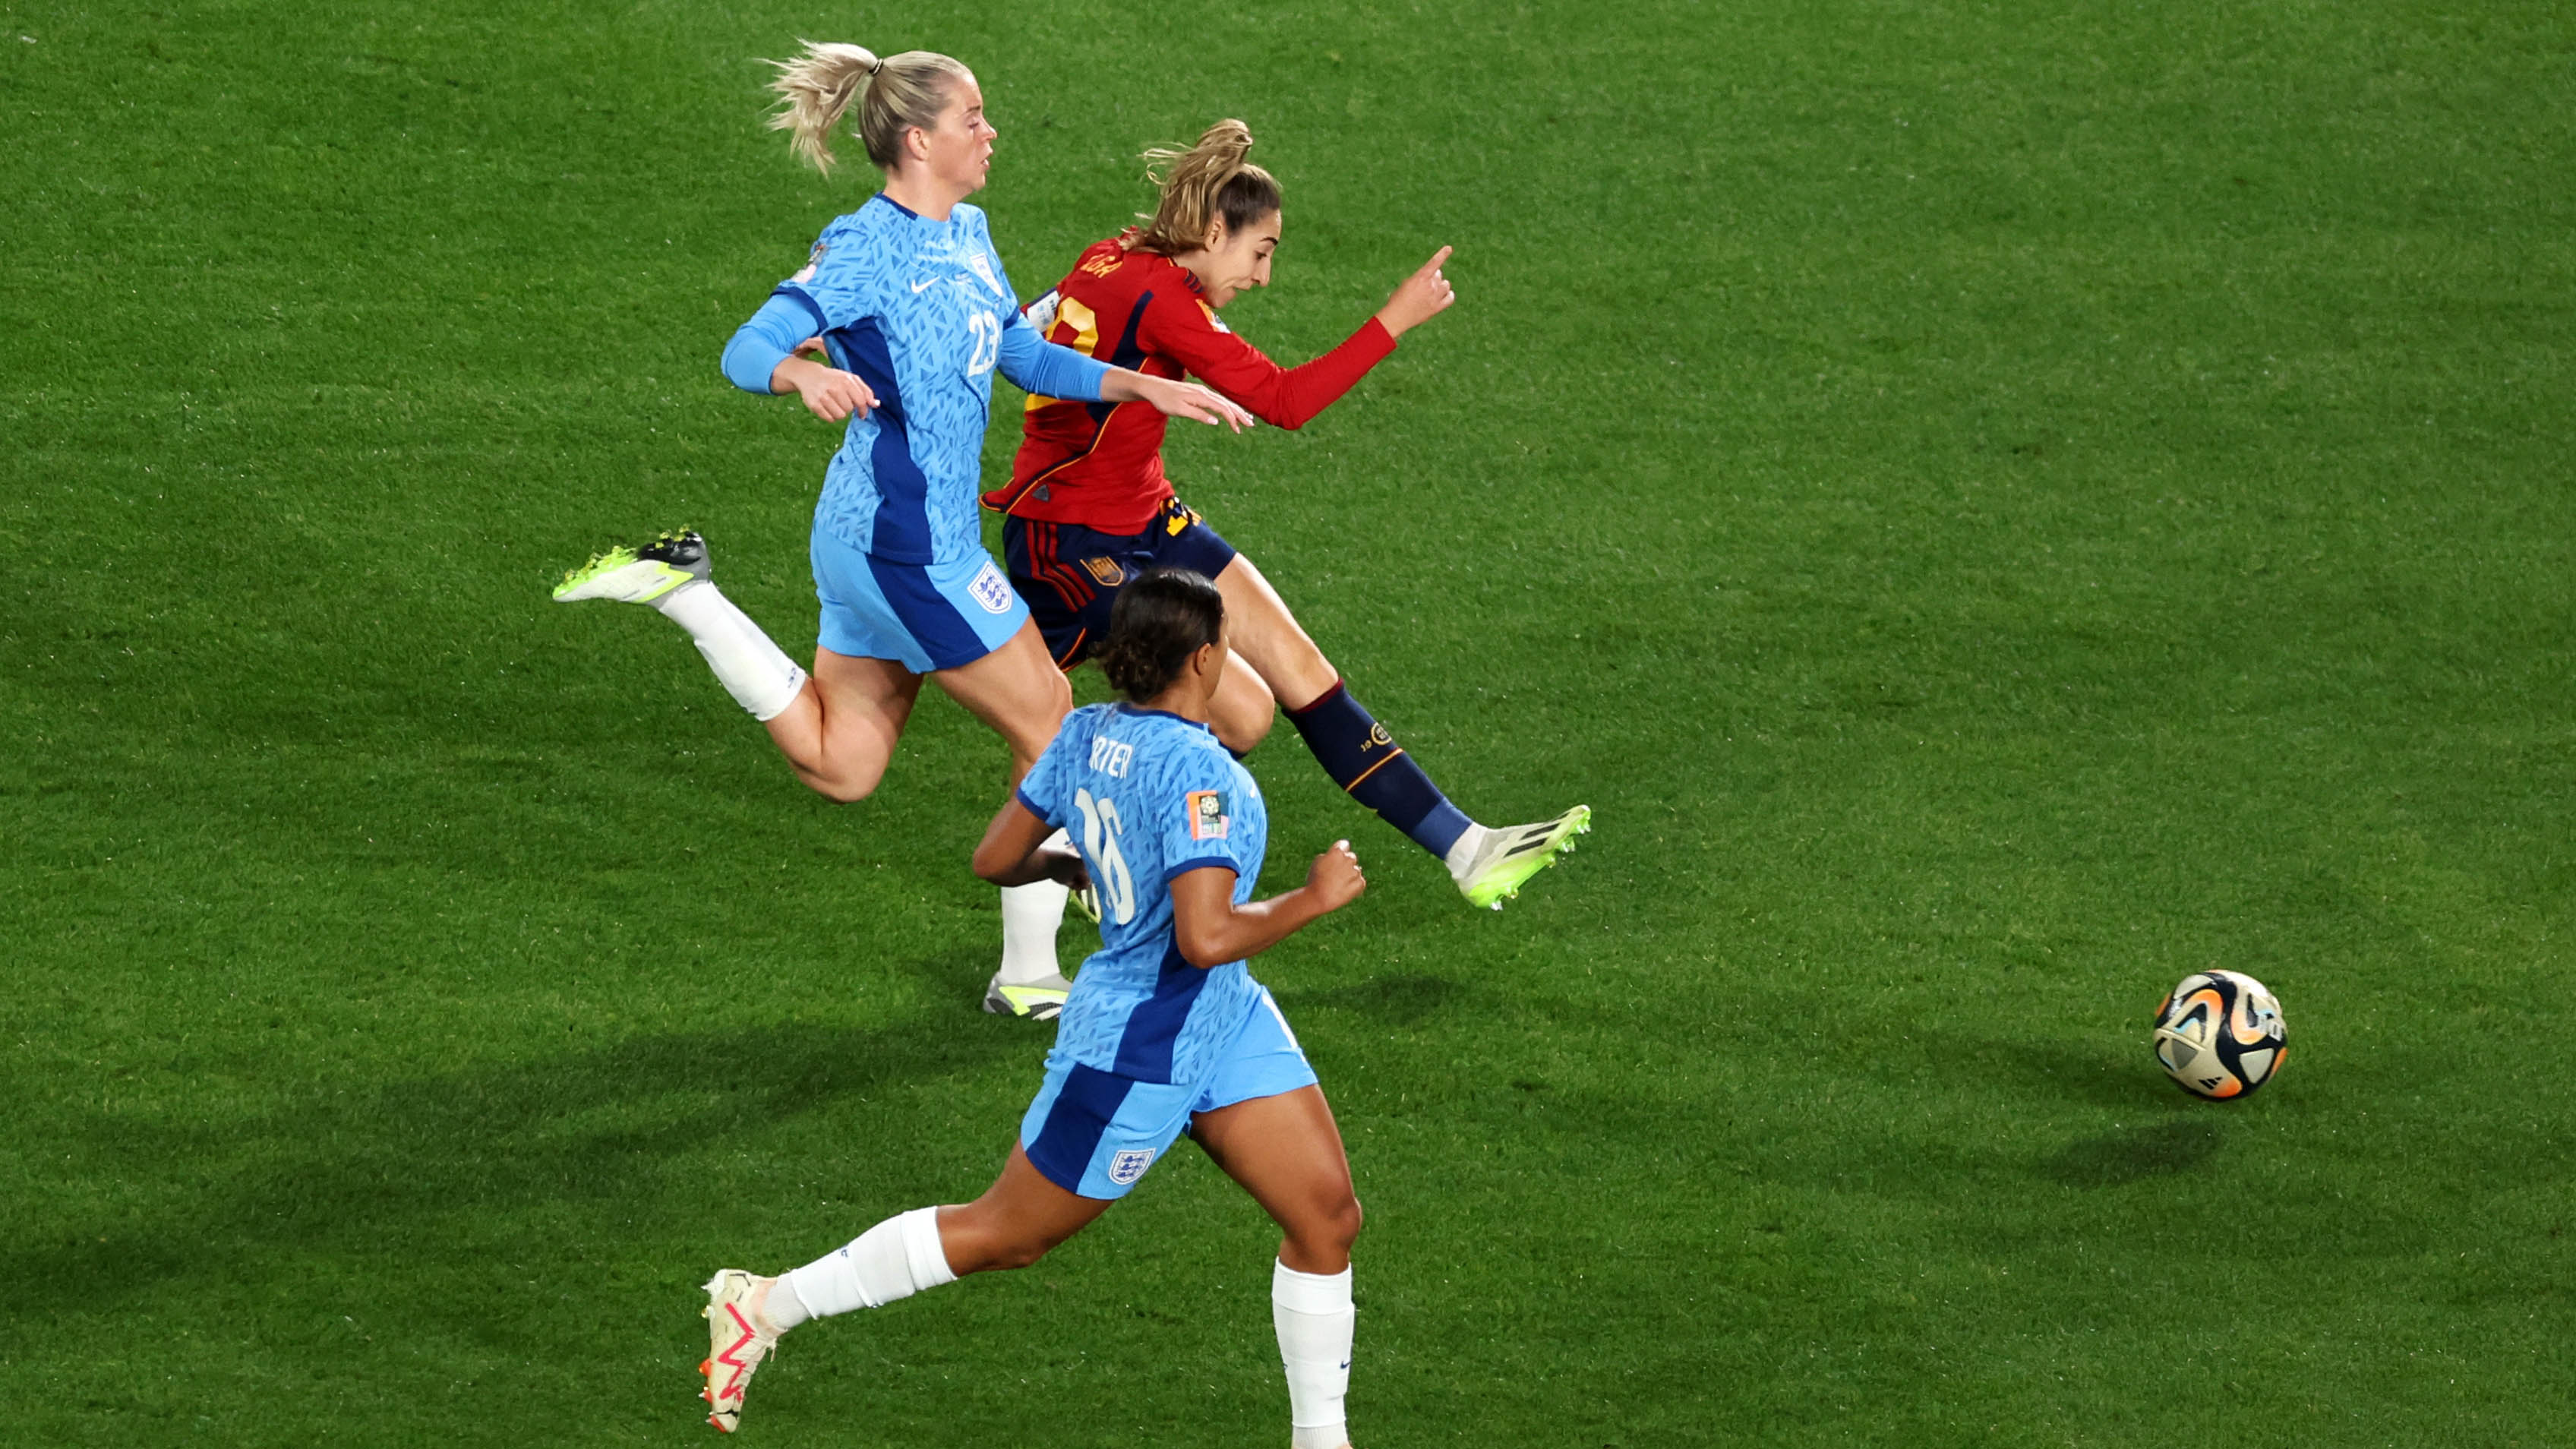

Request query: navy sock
[{"left": 1284, "top": 681, "right": 1473, "bottom": 860}]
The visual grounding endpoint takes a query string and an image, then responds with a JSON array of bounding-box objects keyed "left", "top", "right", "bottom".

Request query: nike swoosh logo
[{"left": 912, "top": 277, "right": 939, "bottom": 293}]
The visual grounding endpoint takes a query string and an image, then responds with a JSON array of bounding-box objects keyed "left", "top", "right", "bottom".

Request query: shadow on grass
[
  {"left": 1274, "top": 973, "right": 1463, "bottom": 1028},
  {"left": 3, "top": 955, "right": 1021, "bottom": 1318},
  {"left": 1993, "top": 1037, "right": 2177, "bottom": 1111},
  {"left": 2042, "top": 1118, "right": 2224, "bottom": 1187}
]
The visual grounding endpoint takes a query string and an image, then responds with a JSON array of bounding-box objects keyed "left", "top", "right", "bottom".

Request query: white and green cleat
[
  {"left": 983, "top": 971, "right": 1072, "bottom": 1021},
  {"left": 554, "top": 529, "right": 711, "bottom": 605},
  {"left": 1451, "top": 805, "right": 1592, "bottom": 910}
]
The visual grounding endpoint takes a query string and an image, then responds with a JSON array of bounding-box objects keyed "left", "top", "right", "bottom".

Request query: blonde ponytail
[
  {"left": 1129, "top": 118, "right": 1283, "bottom": 254},
  {"left": 766, "top": 40, "right": 972, "bottom": 176}
]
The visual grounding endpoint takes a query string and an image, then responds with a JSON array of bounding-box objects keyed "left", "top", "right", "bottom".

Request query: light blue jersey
[
  {"left": 759, "top": 194, "right": 1104, "bottom": 567},
  {"left": 1015, "top": 702, "right": 1270, "bottom": 1085}
]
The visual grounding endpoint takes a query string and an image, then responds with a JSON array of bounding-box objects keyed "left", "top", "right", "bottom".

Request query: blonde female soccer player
[
  {"left": 993, "top": 120, "right": 1588, "bottom": 935},
  {"left": 552, "top": 45, "right": 1250, "bottom": 989},
  {"left": 699, "top": 570, "right": 1372, "bottom": 1449}
]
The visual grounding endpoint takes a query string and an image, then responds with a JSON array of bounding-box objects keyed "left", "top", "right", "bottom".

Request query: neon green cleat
[
  {"left": 1452, "top": 805, "right": 1591, "bottom": 910},
  {"left": 553, "top": 529, "right": 710, "bottom": 605},
  {"left": 983, "top": 972, "right": 1072, "bottom": 1021}
]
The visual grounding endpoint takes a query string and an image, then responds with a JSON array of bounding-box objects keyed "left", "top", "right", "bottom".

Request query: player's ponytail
[
  {"left": 1099, "top": 569, "right": 1227, "bottom": 702},
  {"left": 767, "top": 40, "right": 972, "bottom": 176},
  {"left": 1129, "top": 118, "right": 1283, "bottom": 255}
]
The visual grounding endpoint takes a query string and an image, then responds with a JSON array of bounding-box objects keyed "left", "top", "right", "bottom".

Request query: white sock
[
  {"left": 654, "top": 581, "right": 809, "bottom": 722},
  {"left": 1273, "top": 1261, "right": 1355, "bottom": 1449},
  {"left": 997, "top": 829, "right": 1074, "bottom": 985},
  {"left": 783, "top": 1207, "right": 958, "bottom": 1318},
  {"left": 1441, "top": 822, "right": 1491, "bottom": 881},
  {"left": 757, "top": 1275, "right": 810, "bottom": 1334}
]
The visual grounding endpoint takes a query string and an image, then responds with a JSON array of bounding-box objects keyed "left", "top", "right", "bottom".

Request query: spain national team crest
[
  {"left": 968, "top": 560, "right": 1016, "bottom": 614},
  {"left": 1186, "top": 789, "right": 1229, "bottom": 841},
  {"left": 1106, "top": 1148, "right": 1155, "bottom": 1185},
  {"left": 1081, "top": 556, "right": 1125, "bottom": 587}
]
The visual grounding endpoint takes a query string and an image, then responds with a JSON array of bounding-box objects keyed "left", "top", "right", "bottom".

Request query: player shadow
[
  {"left": 1272, "top": 972, "right": 1463, "bottom": 1028},
  {"left": 2041, "top": 1118, "right": 2224, "bottom": 1187},
  {"left": 1, "top": 961, "right": 1021, "bottom": 1321}
]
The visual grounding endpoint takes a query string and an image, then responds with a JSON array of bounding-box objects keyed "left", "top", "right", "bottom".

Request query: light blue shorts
[
  {"left": 1019, "top": 988, "right": 1320, "bottom": 1200},
  {"left": 810, "top": 527, "right": 1030, "bottom": 674}
]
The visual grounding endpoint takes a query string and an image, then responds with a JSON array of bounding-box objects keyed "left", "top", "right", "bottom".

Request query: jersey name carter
[{"left": 1015, "top": 702, "right": 1270, "bottom": 1085}]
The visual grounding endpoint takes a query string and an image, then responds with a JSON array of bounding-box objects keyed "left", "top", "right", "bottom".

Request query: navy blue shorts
[{"left": 1002, "top": 497, "right": 1239, "bottom": 668}]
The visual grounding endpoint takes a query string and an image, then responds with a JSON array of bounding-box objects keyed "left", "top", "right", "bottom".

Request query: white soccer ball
[{"left": 2151, "top": 971, "right": 2287, "bottom": 1100}]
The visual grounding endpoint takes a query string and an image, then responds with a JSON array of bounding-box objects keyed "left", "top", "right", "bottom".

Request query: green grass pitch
[{"left": 5, "top": 0, "right": 2573, "bottom": 1443}]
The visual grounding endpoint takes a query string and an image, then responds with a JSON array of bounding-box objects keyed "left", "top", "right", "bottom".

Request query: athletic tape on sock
[
  {"left": 785, "top": 1207, "right": 951, "bottom": 1318},
  {"left": 659, "top": 582, "right": 808, "bottom": 721}
]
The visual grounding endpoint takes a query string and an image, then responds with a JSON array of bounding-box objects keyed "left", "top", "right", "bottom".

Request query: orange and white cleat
[{"left": 700, "top": 1270, "right": 781, "bottom": 1433}]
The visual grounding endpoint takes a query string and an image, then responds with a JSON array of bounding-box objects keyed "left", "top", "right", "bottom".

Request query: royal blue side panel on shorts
[
  {"left": 811, "top": 526, "right": 1028, "bottom": 672},
  {"left": 1022, "top": 1062, "right": 1135, "bottom": 1191},
  {"left": 1018, "top": 987, "right": 1318, "bottom": 1199}
]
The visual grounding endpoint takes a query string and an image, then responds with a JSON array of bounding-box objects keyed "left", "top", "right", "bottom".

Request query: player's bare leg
[
  {"left": 554, "top": 531, "right": 923, "bottom": 802},
  {"left": 933, "top": 622, "right": 1084, "bottom": 1015},
  {"left": 761, "top": 648, "right": 923, "bottom": 802},
  {"left": 926, "top": 620, "right": 1072, "bottom": 792},
  {"left": 933, "top": 1144, "right": 1116, "bottom": 1272},
  {"left": 1192, "top": 1083, "right": 1361, "bottom": 1272},
  {"left": 1195, "top": 1083, "right": 1364, "bottom": 1449},
  {"left": 701, "top": 1146, "right": 1110, "bottom": 1433},
  {"left": 1214, "top": 552, "right": 1588, "bottom": 909},
  {"left": 1208, "top": 648, "right": 1279, "bottom": 755},
  {"left": 1213, "top": 553, "right": 1340, "bottom": 722}
]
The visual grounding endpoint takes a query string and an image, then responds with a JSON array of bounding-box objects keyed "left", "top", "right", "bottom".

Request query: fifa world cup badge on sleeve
[{"left": 1187, "top": 790, "right": 1229, "bottom": 841}]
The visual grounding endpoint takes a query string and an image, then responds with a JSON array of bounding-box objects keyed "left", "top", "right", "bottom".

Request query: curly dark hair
[{"left": 1098, "top": 569, "right": 1225, "bottom": 702}]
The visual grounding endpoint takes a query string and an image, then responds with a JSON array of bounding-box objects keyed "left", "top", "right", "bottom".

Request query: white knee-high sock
[
  {"left": 783, "top": 1207, "right": 958, "bottom": 1318},
  {"left": 1273, "top": 1261, "right": 1355, "bottom": 1449},
  {"left": 654, "top": 581, "right": 809, "bottom": 722},
  {"left": 998, "top": 829, "right": 1075, "bottom": 985}
]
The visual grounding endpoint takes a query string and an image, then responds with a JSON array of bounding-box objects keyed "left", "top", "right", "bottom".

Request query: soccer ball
[{"left": 2151, "top": 971, "right": 2287, "bottom": 1100}]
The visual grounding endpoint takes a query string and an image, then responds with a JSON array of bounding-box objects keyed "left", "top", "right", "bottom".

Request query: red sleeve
[{"left": 1139, "top": 298, "right": 1397, "bottom": 431}]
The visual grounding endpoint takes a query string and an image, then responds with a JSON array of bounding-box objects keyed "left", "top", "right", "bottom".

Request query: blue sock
[{"left": 1284, "top": 681, "right": 1473, "bottom": 860}]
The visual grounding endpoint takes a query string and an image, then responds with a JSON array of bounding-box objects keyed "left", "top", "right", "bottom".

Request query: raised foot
[
  {"left": 1456, "top": 804, "right": 1592, "bottom": 910},
  {"left": 554, "top": 529, "right": 711, "bottom": 605},
  {"left": 701, "top": 1268, "right": 778, "bottom": 1434}
]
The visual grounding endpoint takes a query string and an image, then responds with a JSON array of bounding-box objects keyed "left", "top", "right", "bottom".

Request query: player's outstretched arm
[
  {"left": 1169, "top": 842, "right": 1366, "bottom": 969},
  {"left": 973, "top": 795, "right": 1090, "bottom": 891},
  {"left": 1373, "top": 245, "right": 1456, "bottom": 339},
  {"left": 1101, "top": 370, "right": 1257, "bottom": 433}
]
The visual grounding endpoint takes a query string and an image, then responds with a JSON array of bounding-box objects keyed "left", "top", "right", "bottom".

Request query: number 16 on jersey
[{"left": 1072, "top": 787, "right": 1136, "bottom": 924}]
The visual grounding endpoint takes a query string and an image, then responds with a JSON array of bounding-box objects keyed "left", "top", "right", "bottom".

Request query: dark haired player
[
  {"left": 700, "top": 570, "right": 1372, "bottom": 1449},
  {"left": 973, "top": 119, "right": 1587, "bottom": 1018}
]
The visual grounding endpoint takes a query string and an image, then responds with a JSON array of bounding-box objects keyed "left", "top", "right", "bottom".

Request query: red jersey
[{"left": 986, "top": 235, "right": 1399, "bottom": 533}]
